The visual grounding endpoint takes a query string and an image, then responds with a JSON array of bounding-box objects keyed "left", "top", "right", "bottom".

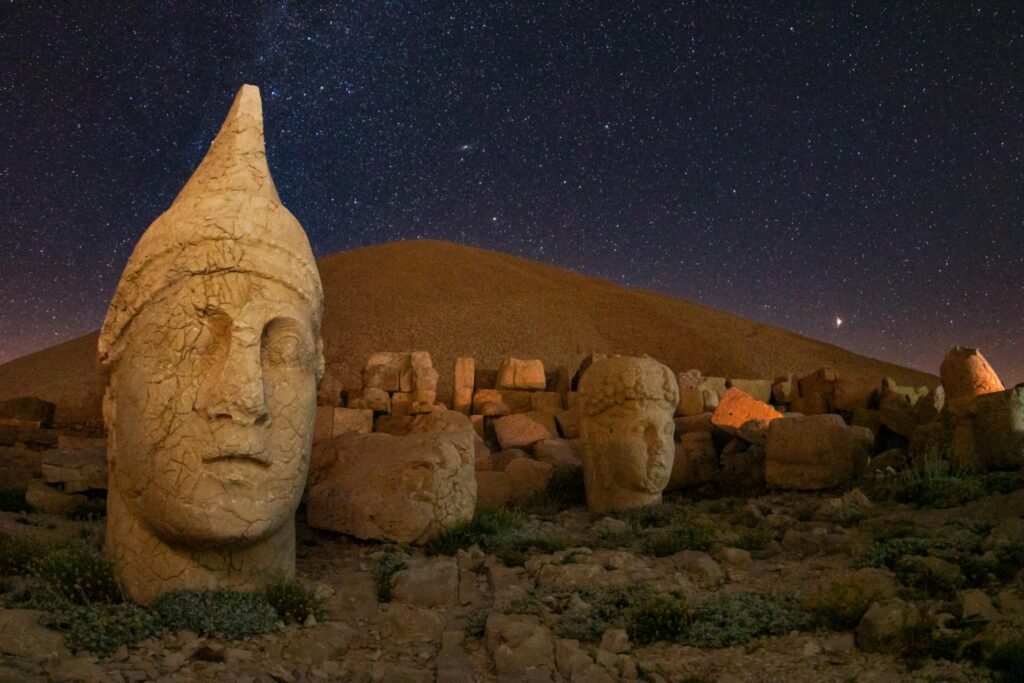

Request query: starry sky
[{"left": 1, "top": 2, "right": 1022, "bottom": 382}]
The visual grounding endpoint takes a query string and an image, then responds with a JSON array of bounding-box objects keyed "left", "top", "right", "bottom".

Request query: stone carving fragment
[
  {"left": 578, "top": 356, "right": 679, "bottom": 513},
  {"left": 97, "top": 85, "right": 324, "bottom": 603}
]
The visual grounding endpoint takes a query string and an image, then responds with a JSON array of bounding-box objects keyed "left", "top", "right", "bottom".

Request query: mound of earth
[{"left": 0, "top": 239, "right": 936, "bottom": 429}]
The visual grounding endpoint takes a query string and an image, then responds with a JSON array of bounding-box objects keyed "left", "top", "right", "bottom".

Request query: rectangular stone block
[
  {"left": 727, "top": 379, "right": 772, "bottom": 404},
  {"left": 453, "top": 357, "right": 475, "bottom": 415},
  {"left": 41, "top": 448, "right": 107, "bottom": 493},
  {"left": 333, "top": 407, "right": 374, "bottom": 438},
  {"left": 675, "top": 386, "right": 705, "bottom": 417},
  {"left": 496, "top": 357, "right": 546, "bottom": 390},
  {"left": 555, "top": 407, "right": 580, "bottom": 439},
  {"left": 530, "top": 392, "right": 563, "bottom": 415},
  {"left": 314, "top": 405, "right": 334, "bottom": 444}
]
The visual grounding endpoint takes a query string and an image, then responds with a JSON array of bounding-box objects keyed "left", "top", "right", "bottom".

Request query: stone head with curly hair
[{"left": 578, "top": 356, "right": 679, "bottom": 513}]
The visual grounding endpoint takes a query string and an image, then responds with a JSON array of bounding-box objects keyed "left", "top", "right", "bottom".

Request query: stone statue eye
[{"left": 261, "top": 319, "right": 310, "bottom": 367}]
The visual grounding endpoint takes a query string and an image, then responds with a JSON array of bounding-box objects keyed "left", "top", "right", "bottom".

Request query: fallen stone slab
[{"left": 765, "top": 415, "right": 871, "bottom": 490}]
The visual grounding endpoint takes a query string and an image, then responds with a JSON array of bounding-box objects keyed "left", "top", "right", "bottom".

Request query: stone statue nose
[{"left": 196, "top": 335, "right": 269, "bottom": 426}]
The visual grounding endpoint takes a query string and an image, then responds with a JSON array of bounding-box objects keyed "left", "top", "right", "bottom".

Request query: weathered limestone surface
[
  {"left": 0, "top": 396, "right": 56, "bottom": 429},
  {"left": 308, "top": 431, "right": 476, "bottom": 543},
  {"left": 41, "top": 447, "right": 107, "bottom": 493},
  {"left": 493, "top": 412, "right": 556, "bottom": 450},
  {"left": 765, "top": 415, "right": 871, "bottom": 490},
  {"left": 97, "top": 85, "right": 324, "bottom": 604},
  {"left": 726, "top": 379, "right": 772, "bottom": 403},
  {"left": 940, "top": 347, "right": 1005, "bottom": 402},
  {"left": 0, "top": 446, "right": 42, "bottom": 490},
  {"left": 579, "top": 356, "right": 679, "bottom": 513},
  {"left": 668, "top": 432, "right": 716, "bottom": 490},
  {"left": 496, "top": 357, "right": 546, "bottom": 390},
  {"left": 711, "top": 388, "right": 783, "bottom": 437},
  {"left": 947, "top": 385, "right": 1024, "bottom": 472},
  {"left": 453, "top": 357, "right": 475, "bottom": 414}
]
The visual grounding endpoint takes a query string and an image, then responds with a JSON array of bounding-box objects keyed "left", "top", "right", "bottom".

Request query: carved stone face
[
  {"left": 107, "top": 271, "right": 318, "bottom": 547},
  {"left": 584, "top": 400, "right": 676, "bottom": 493},
  {"left": 578, "top": 356, "right": 679, "bottom": 513}
]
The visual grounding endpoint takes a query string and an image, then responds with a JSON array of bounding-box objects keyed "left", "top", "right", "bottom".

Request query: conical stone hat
[{"left": 98, "top": 85, "right": 322, "bottom": 364}]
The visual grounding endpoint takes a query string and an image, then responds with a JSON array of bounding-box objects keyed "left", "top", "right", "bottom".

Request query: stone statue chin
[
  {"left": 98, "top": 85, "right": 324, "bottom": 604},
  {"left": 578, "top": 356, "right": 679, "bottom": 514}
]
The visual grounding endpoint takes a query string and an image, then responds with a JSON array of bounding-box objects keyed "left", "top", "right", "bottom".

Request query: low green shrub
[
  {"left": 628, "top": 595, "right": 690, "bottom": 645},
  {"left": 901, "top": 477, "right": 985, "bottom": 509},
  {"left": 860, "top": 537, "right": 931, "bottom": 569},
  {"left": 987, "top": 636, "right": 1024, "bottom": 681},
  {"left": 640, "top": 517, "right": 715, "bottom": 557},
  {"left": 264, "top": 575, "right": 325, "bottom": 624},
  {"left": 895, "top": 555, "right": 965, "bottom": 599},
  {"left": 802, "top": 572, "right": 892, "bottom": 631},
  {"left": 39, "top": 600, "right": 159, "bottom": 655},
  {"left": 30, "top": 546, "right": 122, "bottom": 604},
  {"left": 682, "top": 593, "right": 809, "bottom": 647},
  {"left": 426, "top": 509, "right": 524, "bottom": 556},
  {"left": 151, "top": 590, "right": 277, "bottom": 639},
  {"left": 0, "top": 533, "right": 51, "bottom": 576},
  {"left": 620, "top": 503, "right": 685, "bottom": 530},
  {"left": 983, "top": 471, "right": 1024, "bottom": 495},
  {"left": 371, "top": 546, "right": 408, "bottom": 603},
  {"left": 830, "top": 503, "right": 867, "bottom": 527}
]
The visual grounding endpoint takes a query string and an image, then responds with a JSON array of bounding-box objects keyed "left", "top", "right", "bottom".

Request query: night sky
[{"left": 2, "top": 2, "right": 1021, "bottom": 382}]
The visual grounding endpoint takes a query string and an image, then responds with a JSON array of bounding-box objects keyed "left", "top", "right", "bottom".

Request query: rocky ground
[{"left": 1, "top": 472, "right": 1022, "bottom": 682}]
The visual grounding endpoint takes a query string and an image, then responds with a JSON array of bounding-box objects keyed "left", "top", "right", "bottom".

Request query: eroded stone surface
[
  {"left": 97, "top": 85, "right": 324, "bottom": 604},
  {"left": 578, "top": 356, "right": 679, "bottom": 513},
  {"left": 940, "top": 346, "right": 1005, "bottom": 401},
  {"left": 307, "top": 431, "right": 476, "bottom": 544}
]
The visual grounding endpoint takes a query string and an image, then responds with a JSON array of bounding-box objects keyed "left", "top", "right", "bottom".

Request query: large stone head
[
  {"left": 578, "top": 356, "right": 679, "bottom": 513},
  {"left": 98, "top": 86, "right": 323, "bottom": 600}
]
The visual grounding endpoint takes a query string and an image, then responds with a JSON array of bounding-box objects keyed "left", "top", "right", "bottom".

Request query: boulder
[
  {"left": 472, "top": 388, "right": 532, "bottom": 415},
  {"left": 765, "top": 415, "right": 871, "bottom": 490},
  {"left": 0, "top": 424, "right": 15, "bottom": 447},
  {"left": 940, "top": 347, "right": 1005, "bottom": 402},
  {"left": 715, "top": 446, "right": 765, "bottom": 493},
  {"left": 392, "top": 557, "right": 459, "bottom": 608},
  {"left": 772, "top": 373, "right": 796, "bottom": 405},
  {"left": 40, "top": 448, "right": 107, "bottom": 493},
  {"left": 878, "top": 380, "right": 921, "bottom": 438},
  {"left": 349, "top": 387, "right": 391, "bottom": 413},
  {"left": 833, "top": 376, "right": 881, "bottom": 412},
  {"left": 494, "top": 412, "right": 556, "bottom": 450},
  {"left": 332, "top": 407, "right": 373, "bottom": 439},
  {"left": 0, "top": 396, "right": 56, "bottom": 429},
  {"left": 674, "top": 413, "right": 714, "bottom": 435},
  {"left": 711, "top": 388, "right": 783, "bottom": 437},
  {"left": 496, "top": 357, "right": 547, "bottom": 391},
  {"left": 793, "top": 367, "right": 839, "bottom": 415},
  {"left": 504, "top": 458, "right": 554, "bottom": 503},
  {"left": 0, "top": 446, "right": 42, "bottom": 490},
  {"left": 727, "top": 379, "right": 772, "bottom": 403},
  {"left": 856, "top": 599, "right": 920, "bottom": 653},
  {"left": 390, "top": 391, "right": 413, "bottom": 416},
  {"left": 946, "top": 385, "right": 1024, "bottom": 472},
  {"left": 486, "top": 613, "right": 555, "bottom": 679},
  {"left": 362, "top": 352, "right": 410, "bottom": 392},
  {"left": 25, "top": 479, "right": 91, "bottom": 515},
  {"left": 530, "top": 392, "right": 564, "bottom": 415},
  {"left": 533, "top": 439, "right": 581, "bottom": 475},
  {"left": 698, "top": 376, "right": 728, "bottom": 402},
  {"left": 668, "top": 432, "right": 717, "bottom": 490},
  {"left": 675, "top": 370, "right": 704, "bottom": 416},
  {"left": 453, "top": 357, "right": 475, "bottom": 414},
  {"left": 307, "top": 431, "right": 476, "bottom": 544}
]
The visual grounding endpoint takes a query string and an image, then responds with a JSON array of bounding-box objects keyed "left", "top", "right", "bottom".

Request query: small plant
[
  {"left": 894, "top": 555, "right": 965, "bottom": 599},
  {"left": 39, "top": 600, "right": 159, "bottom": 655},
  {"left": 628, "top": 595, "right": 690, "bottom": 645},
  {"left": 802, "top": 572, "right": 892, "bottom": 630},
  {"left": 426, "top": 509, "right": 524, "bottom": 556},
  {"left": 860, "top": 536, "right": 931, "bottom": 569},
  {"left": 0, "top": 533, "right": 51, "bottom": 576},
  {"left": 371, "top": 545, "right": 408, "bottom": 603},
  {"left": 151, "top": 589, "right": 278, "bottom": 639},
  {"left": 830, "top": 503, "right": 866, "bottom": 527},
  {"left": 30, "top": 545, "right": 122, "bottom": 604},
  {"left": 640, "top": 517, "right": 715, "bottom": 557},
  {"left": 465, "top": 606, "right": 490, "bottom": 639},
  {"left": 264, "top": 575, "right": 325, "bottom": 624},
  {"left": 729, "top": 526, "right": 773, "bottom": 552},
  {"left": 620, "top": 503, "right": 684, "bottom": 530},
  {"left": 893, "top": 456, "right": 985, "bottom": 508},
  {"left": 682, "top": 593, "right": 809, "bottom": 647},
  {"left": 987, "top": 635, "right": 1024, "bottom": 681}
]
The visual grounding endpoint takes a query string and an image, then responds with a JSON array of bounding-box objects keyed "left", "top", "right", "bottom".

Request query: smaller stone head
[{"left": 578, "top": 356, "right": 679, "bottom": 513}]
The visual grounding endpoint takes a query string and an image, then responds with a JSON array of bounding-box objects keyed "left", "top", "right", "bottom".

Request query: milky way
[{"left": 1, "top": 2, "right": 1021, "bottom": 381}]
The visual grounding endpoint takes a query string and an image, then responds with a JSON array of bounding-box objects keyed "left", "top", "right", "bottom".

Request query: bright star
[{"left": 834, "top": 316, "right": 843, "bottom": 328}]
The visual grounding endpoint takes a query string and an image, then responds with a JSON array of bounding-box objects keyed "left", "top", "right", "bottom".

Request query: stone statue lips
[{"left": 204, "top": 431, "right": 270, "bottom": 466}]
